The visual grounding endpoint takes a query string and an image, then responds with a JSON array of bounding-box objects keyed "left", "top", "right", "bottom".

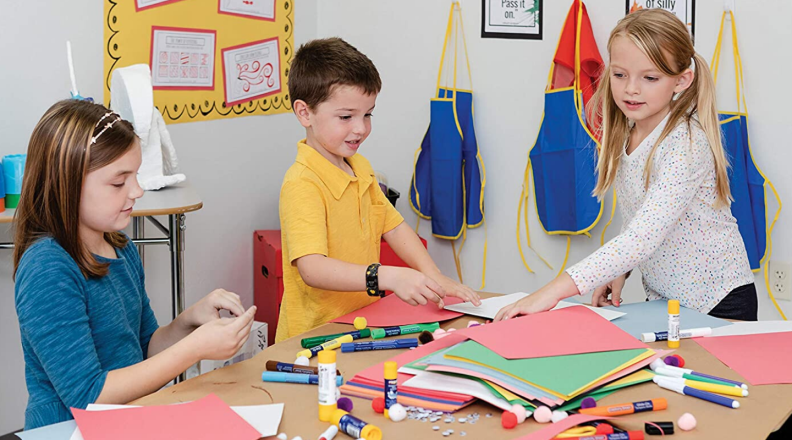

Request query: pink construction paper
[
  {"left": 457, "top": 306, "right": 648, "bottom": 359},
  {"left": 332, "top": 294, "right": 464, "bottom": 326},
  {"left": 426, "top": 364, "right": 561, "bottom": 406},
  {"left": 72, "top": 394, "right": 260, "bottom": 440},
  {"left": 694, "top": 331, "right": 792, "bottom": 385},
  {"left": 355, "top": 333, "right": 468, "bottom": 384},
  {"left": 514, "top": 414, "right": 612, "bottom": 440}
]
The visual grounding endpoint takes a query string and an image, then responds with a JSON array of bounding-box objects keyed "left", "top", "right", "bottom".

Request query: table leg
[
  {"left": 169, "top": 213, "right": 187, "bottom": 382},
  {"left": 133, "top": 217, "right": 145, "bottom": 266}
]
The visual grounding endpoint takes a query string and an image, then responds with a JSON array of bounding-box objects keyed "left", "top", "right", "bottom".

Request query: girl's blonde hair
[
  {"left": 589, "top": 8, "right": 731, "bottom": 207},
  {"left": 13, "top": 100, "right": 138, "bottom": 279}
]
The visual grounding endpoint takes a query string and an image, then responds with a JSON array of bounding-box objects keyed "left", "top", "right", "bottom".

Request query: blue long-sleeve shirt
[{"left": 14, "top": 236, "right": 159, "bottom": 429}]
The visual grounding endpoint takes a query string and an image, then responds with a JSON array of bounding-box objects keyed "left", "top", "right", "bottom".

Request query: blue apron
[
  {"left": 517, "top": 0, "right": 603, "bottom": 274},
  {"left": 712, "top": 11, "right": 784, "bottom": 318},
  {"left": 410, "top": 2, "right": 486, "bottom": 287}
]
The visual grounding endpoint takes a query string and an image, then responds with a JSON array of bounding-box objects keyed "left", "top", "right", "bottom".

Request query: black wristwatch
[{"left": 366, "top": 263, "right": 385, "bottom": 297}]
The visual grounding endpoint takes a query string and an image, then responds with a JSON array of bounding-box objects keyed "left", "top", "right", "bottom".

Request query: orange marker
[{"left": 579, "top": 398, "right": 667, "bottom": 417}]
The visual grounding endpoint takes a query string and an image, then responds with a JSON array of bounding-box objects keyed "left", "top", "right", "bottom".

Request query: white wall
[
  {"left": 0, "top": 0, "right": 318, "bottom": 433},
  {"left": 313, "top": 0, "right": 792, "bottom": 318},
  {"left": 1, "top": 0, "right": 790, "bottom": 434}
]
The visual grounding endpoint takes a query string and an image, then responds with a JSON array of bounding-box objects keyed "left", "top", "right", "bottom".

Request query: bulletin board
[{"left": 103, "top": 0, "right": 294, "bottom": 124}]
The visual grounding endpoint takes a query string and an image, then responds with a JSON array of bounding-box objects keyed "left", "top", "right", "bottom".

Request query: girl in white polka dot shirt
[{"left": 496, "top": 9, "right": 755, "bottom": 322}]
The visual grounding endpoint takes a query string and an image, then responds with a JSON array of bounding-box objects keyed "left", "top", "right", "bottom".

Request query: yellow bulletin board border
[{"left": 104, "top": 0, "right": 294, "bottom": 124}]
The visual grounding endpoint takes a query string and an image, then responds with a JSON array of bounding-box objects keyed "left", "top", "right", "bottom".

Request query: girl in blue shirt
[{"left": 14, "top": 100, "right": 257, "bottom": 429}]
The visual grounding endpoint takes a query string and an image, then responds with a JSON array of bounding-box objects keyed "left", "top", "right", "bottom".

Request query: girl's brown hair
[
  {"left": 13, "top": 100, "right": 138, "bottom": 279},
  {"left": 589, "top": 9, "right": 731, "bottom": 207}
]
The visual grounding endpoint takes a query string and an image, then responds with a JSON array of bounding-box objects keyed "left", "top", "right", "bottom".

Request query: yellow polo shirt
[{"left": 275, "top": 141, "right": 404, "bottom": 343}]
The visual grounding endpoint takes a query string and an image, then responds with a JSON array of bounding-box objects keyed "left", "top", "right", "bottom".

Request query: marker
[
  {"left": 301, "top": 329, "right": 372, "bottom": 349},
  {"left": 641, "top": 327, "right": 712, "bottom": 343},
  {"left": 579, "top": 398, "right": 666, "bottom": 417},
  {"left": 296, "top": 334, "right": 354, "bottom": 359},
  {"left": 667, "top": 300, "right": 680, "bottom": 348},
  {"left": 341, "top": 339, "right": 419, "bottom": 353},
  {"left": 262, "top": 371, "right": 343, "bottom": 386},
  {"left": 650, "top": 359, "right": 748, "bottom": 389},
  {"left": 654, "top": 376, "right": 739, "bottom": 409},
  {"left": 552, "top": 432, "right": 645, "bottom": 440},
  {"left": 266, "top": 361, "right": 340, "bottom": 376},
  {"left": 318, "top": 425, "right": 338, "bottom": 440},
  {"left": 655, "top": 376, "right": 748, "bottom": 397},
  {"left": 370, "top": 323, "right": 440, "bottom": 339}
]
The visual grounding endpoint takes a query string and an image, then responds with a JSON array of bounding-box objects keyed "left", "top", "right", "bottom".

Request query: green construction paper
[{"left": 445, "top": 340, "right": 650, "bottom": 398}]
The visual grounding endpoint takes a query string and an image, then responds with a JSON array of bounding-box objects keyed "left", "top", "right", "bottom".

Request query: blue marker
[
  {"left": 262, "top": 371, "right": 343, "bottom": 386},
  {"left": 340, "top": 338, "right": 419, "bottom": 353}
]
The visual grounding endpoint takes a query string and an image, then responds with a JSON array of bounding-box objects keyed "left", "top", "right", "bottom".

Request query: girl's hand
[
  {"left": 379, "top": 266, "right": 446, "bottom": 308},
  {"left": 591, "top": 273, "right": 628, "bottom": 307},
  {"left": 180, "top": 289, "right": 246, "bottom": 329},
  {"left": 428, "top": 272, "right": 482, "bottom": 306},
  {"left": 187, "top": 306, "right": 256, "bottom": 360},
  {"left": 493, "top": 290, "right": 560, "bottom": 321}
]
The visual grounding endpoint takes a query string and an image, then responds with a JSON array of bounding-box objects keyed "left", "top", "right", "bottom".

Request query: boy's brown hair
[
  {"left": 288, "top": 37, "right": 381, "bottom": 109},
  {"left": 13, "top": 100, "right": 137, "bottom": 279}
]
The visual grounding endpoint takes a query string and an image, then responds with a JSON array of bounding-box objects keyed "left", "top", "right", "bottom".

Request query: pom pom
[
  {"left": 551, "top": 410, "right": 569, "bottom": 423},
  {"left": 294, "top": 356, "right": 310, "bottom": 366},
  {"left": 511, "top": 404, "right": 527, "bottom": 424},
  {"left": 533, "top": 406, "right": 552, "bottom": 423},
  {"left": 433, "top": 329, "right": 449, "bottom": 340},
  {"left": 447, "top": 328, "right": 457, "bottom": 332},
  {"left": 501, "top": 411, "right": 518, "bottom": 429},
  {"left": 672, "top": 354, "right": 686, "bottom": 368},
  {"left": 418, "top": 330, "right": 434, "bottom": 344},
  {"left": 664, "top": 356, "right": 680, "bottom": 367},
  {"left": 388, "top": 403, "right": 407, "bottom": 422},
  {"left": 580, "top": 397, "right": 597, "bottom": 409},
  {"left": 338, "top": 397, "right": 353, "bottom": 412},
  {"left": 372, "top": 397, "right": 385, "bottom": 414},
  {"left": 277, "top": 434, "right": 288, "bottom": 440},
  {"left": 353, "top": 317, "right": 367, "bottom": 330},
  {"left": 678, "top": 413, "right": 696, "bottom": 431},
  {"left": 595, "top": 423, "right": 614, "bottom": 435}
]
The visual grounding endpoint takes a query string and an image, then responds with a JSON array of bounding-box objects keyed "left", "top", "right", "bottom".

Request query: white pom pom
[
  {"left": 388, "top": 403, "right": 407, "bottom": 422},
  {"left": 678, "top": 412, "right": 697, "bottom": 431},
  {"left": 533, "top": 406, "right": 552, "bottom": 423},
  {"left": 294, "top": 356, "right": 310, "bottom": 366},
  {"left": 277, "top": 434, "right": 288, "bottom": 440},
  {"left": 551, "top": 410, "right": 568, "bottom": 423}
]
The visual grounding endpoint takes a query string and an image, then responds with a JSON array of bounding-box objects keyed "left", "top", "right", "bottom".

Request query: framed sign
[
  {"left": 482, "top": 0, "right": 542, "bottom": 40},
  {"left": 627, "top": 0, "right": 695, "bottom": 41}
]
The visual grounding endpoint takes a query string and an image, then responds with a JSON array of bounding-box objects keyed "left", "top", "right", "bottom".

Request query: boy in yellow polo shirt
[{"left": 275, "top": 38, "right": 481, "bottom": 342}]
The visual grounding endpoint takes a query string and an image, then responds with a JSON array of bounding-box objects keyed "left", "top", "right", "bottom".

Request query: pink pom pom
[
  {"left": 580, "top": 397, "right": 597, "bottom": 409},
  {"left": 678, "top": 413, "right": 697, "bottom": 431},
  {"left": 511, "top": 404, "right": 527, "bottom": 424},
  {"left": 337, "top": 397, "right": 353, "bottom": 412},
  {"left": 533, "top": 406, "right": 552, "bottom": 423},
  {"left": 447, "top": 328, "right": 457, "bottom": 332}
]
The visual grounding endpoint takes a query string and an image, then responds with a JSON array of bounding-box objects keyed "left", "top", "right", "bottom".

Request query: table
[
  {"left": 1, "top": 181, "right": 202, "bottom": 324},
  {"left": 132, "top": 293, "right": 792, "bottom": 440}
]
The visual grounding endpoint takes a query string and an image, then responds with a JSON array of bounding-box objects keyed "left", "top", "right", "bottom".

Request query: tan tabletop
[
  {"left": 133, "top": 293, "right": 792, "bottom": 439},
  {"left": 0, "top": 181, "right": 202, "bottom": 224}
]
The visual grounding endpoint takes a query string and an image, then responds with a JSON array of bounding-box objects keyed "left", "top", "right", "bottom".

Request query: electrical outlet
[{"left": 768, "top": 261, "right": 792, "bottom": 301}]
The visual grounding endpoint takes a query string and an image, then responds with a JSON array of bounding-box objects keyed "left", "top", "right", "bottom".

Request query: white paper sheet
[
  {"left": 403, "top": 371, "right": 514, "bottom": 411},
  {"left": 444, "top": 292, "right": 626, "bottom": 321}
]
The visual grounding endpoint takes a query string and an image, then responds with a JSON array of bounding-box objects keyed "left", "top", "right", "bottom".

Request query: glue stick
[
  {"left": 383, "top": 361, "right": 398, "bottom": 419},
  {"left": 668, "top": 300, "right": 680, "bottom": 348},
  {"left": 318, "top": 350, "right": 338, "bottom": 422},
  {"left": 331, "top": 409, "right": 382, "bottom": 440}
]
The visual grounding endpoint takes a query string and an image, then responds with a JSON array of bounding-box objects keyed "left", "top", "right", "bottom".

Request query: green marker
[
  {"left": 371, "top": 322, "right": 440, "bottom": 339},
  {"left": 301, "top": 329, "right": 371, "bottom": 349}
]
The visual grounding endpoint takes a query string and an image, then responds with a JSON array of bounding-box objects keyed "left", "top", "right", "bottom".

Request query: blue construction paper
[
  {"left": 16, "top": 420, "right": 75, "bottom": 440},
  {"left": 603, "top": 299, "right": 731, "bottom": 339}
]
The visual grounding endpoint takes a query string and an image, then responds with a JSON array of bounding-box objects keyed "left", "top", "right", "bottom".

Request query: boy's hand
[
  {"left": 427, "top": 272, "right": 481, "bottom": 306},
  {"left": 186, "top": 306, "right": 256, "bottom": 360},
  {"left": 591, "top": 273, "right": 627, "bottom": 307},
  {"left": 180, "top": 289, "right": 246, "bottom": 330},
  {"left": 379, "top": 266, "right": 447, "bottom": 308}
]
